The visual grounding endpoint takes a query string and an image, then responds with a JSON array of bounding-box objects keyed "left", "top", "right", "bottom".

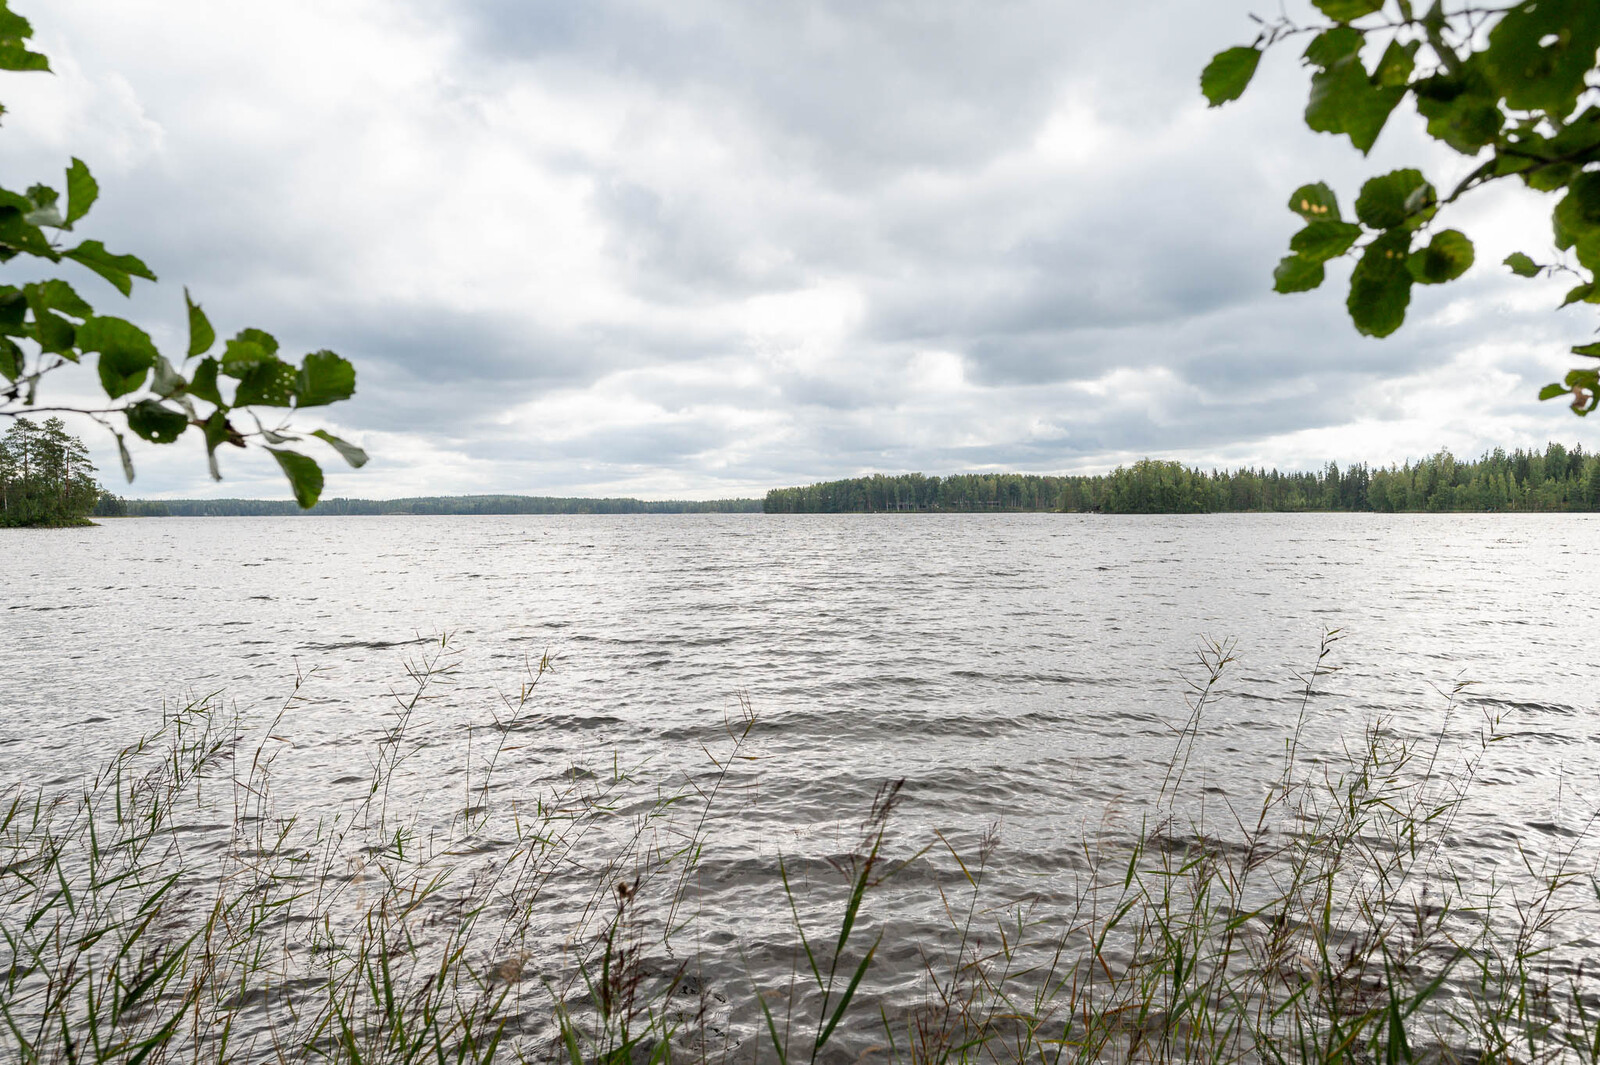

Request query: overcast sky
[{"left": 3, "top": 0, "right": 1594, "bottom": 499}]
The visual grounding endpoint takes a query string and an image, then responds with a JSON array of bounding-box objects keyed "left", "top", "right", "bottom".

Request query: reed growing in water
[
  {"left": 873, "top": 634, "right": 1600, "bottom": 1065},
  {"left": 1, "top": 633, "right": 1595, "bottom": 1063}
]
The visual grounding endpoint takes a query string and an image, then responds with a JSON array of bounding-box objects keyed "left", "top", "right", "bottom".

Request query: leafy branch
[
  {"left": 1204, "top": 0, "right": 1600, "bottom": 415},
  {"left": 0, "top": 1, "right": 365, "bottom": 505}
]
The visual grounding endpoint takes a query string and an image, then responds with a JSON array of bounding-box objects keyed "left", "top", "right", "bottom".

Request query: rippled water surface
[{"left": 4, "top": 512, "right": 1598, "bottom": 1049}]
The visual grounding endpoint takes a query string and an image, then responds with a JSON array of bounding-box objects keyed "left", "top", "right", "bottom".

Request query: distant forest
[
  {"left": 97, "top": 495, "right": 762, "bottom": 517},
  {"left": 89, "top": 443, "right": 1600, "bottom": 518},
  {"left": 762, "top": 443, "right": 1600, "bottom": 514}
]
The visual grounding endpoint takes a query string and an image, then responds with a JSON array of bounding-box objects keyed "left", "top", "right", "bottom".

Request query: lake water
[{"left": 4, "top": 512, "right": 1598, "bottom": 1052}]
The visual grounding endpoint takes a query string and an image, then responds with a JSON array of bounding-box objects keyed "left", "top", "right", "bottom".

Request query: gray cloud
[
  {"left": 456, "top": 0, "right": 1083, "bottom": 176},
  {"left": 2, "top": 0, "right": 1589, "bottom": 499}
]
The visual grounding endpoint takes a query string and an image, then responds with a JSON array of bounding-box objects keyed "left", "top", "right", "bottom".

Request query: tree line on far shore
[
  {"left": 762, "top": 443, "right": 1600, "bottom": 514},
  {"left": 92, "top": 494, "right": 763, "bottom": 517},
  {"left": 11, "top": 413, "right": 1598, "bottom": 525}
]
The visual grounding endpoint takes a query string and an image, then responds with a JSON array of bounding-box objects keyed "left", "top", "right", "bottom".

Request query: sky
[{"left": 3, "top": 0, "right": 1595, "bottom": 500}]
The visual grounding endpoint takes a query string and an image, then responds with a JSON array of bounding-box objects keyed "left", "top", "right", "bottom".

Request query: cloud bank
[{"left": 2, "top": 0, "right": 1591, "bottom": 498}]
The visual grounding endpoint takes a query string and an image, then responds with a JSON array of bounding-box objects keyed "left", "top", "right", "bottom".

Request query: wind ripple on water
[{"left": 3, "top": 511, "right": 1598, "bottom": 1053}]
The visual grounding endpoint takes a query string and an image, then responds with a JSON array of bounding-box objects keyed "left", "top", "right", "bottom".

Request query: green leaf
[
  {"left": 0, "top": 188, "right": 32, "bottom": 211},
  {"left": 24, "top": 279, "right": 92, "bottom": 319},
  {"left": 1561, "top": 283, "right": 1599, "bottom": 307},
  {"left": 1523, "top": 161, "right": 1579, "bottom": 193},
  {"left": 1288, "top": 183, "right": 1341, "bottom": 222},
  {"left": 312, "top": 429, "right": 368, "bottom": 468},
  {"left": 0, "top": 42, "right": 48, "bottom": 72},
  {"left": 0, "top": 287, "right": 24, "bottom": 334},
  {"left": 64, "top": 240, "right": 157, "bottom": 296},
  {"left": 20, "top": 280, "right": 83, "bottom": 354},
  {"left": 23, "top": 184, "right": 62, "bottom": 228},
  {"left": 267, "top": 448, "right": 324, "bottom": 509},
  {"left": 0, "top": 4, "right": 33, "bottom": 38},
  {"left": 114, "top": 432, "right": 134, "bottom": 482},
  {"left": 0, "top": 4, "right": 47, "bottom": 71},
  {"left": 125, "top": 399, "right": 189, "bottom": 444},
  {"left": 1481, "top": 0, "right": 1600, "bottom": 117},
  {"left": 1372, "top": 39, "right": 1418, "bottom": 88},
  {"left": 151, "top": 355, "right": 186, "bottom": 397},
  {"left": 1290, "top": 220, "right": 1363, "bottom": 263},
  {"left": 0, "top": 7, "right": 46, "bottom": 73},
  {"left": 1274, "top": 254, "right": 1326, "bottom": 293},
  {"left": 1514, "top": 108, "right": 1600, "bottom": 188},
  {"left": 1201, "top": 47, "right": 1261, "bottom": 107},
  {"left": 295, "top": 350, "right": 356, "bottom": 407},
  {"left": 233, "top": 327, "right": 278, "bottom": 356},
  {"left": 1554, "top": 175, "right": 1600, "bottom": 272},
  {"left": 221, "top": 336, "right": 274, "bottom": 376},
  {"left": 189, "top": 357, "right": 223, "bottom": 405},
  {"left": 1573, "top": 342, "right": 1600, "bottom": 357},
  {"left": 1306, "top": 58, "right": 1405, "bottom": 154},
  {"left": 77, "top": 316, "right": 158, "bottom": 398},
  {"left": 0, "top": 336, "right": 22, "bottom": 380},
  {"left": 0, "top": 204, "right": 57, "bottom": 259},
  {"left": 1539, "top": 383, "right": 1569, "bottom": 400},
  {"left": 1407, "top": 229, "right": 1474, "bottom": 284},
  {"left": 201, "top": 411, "right": 233, "bottom": 480},
  {"left": 64, "top": 159, "right": 97, "bottom": 227},
  {"left": 183, "top": 287, "right": 215, "bottom": 357},
  {"left": 1546, "top": 105, "right": 1600, "bottom": 159},
  {"left": 1354, "top": 169, "right": 1432, "bottom": 230},
  {"left": 233, "top": 357, "right": 299, "bottom": 407},
  {"left": 1414, "top": 69, "right": 1504, "bottom": 154},
  {"left": 31, "top": 310, "right": 75, "bottom": 354},
  {"left": 1347, "top": 229, "right": 1413, "bottom": 337},
  {"left": 1504, "top": 252, "right": 1541, "bottom": 277},
  {"left": 1312, "top": 0, "right": 1384, "bottom": 20},
  {"left": 1304, "top": 27, "right": 1364, "bottom": 68}
]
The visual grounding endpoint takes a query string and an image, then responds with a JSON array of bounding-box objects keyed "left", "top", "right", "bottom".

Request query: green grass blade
[
  {"left": 757, "top": 985, "right": 792, "bottom": 1065},
  {"left": 814, "top": 937, "right": 877, "bottom": 1055}
]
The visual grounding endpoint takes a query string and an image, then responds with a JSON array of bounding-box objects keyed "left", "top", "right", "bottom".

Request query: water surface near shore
[{"left": 4, "top": 512, "right": 1597, "bottom": 1040}]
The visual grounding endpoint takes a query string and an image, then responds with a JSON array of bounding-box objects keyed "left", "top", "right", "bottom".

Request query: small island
[{"left": 0, "top": 416, "right": 103, "bottom": 527}]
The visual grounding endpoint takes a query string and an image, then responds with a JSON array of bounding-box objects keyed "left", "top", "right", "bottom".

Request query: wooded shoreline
[
  {"left": 763, "top": 445, "right": 1600, "bottom": 513},
  {"left": 91, "top": 495, "right": 765, "bottom": 517},
  {"left": 76, "top": 443, "right": 1600, "bottom": 518}
]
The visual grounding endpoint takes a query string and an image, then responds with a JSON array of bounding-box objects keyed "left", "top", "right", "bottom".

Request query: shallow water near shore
[{"left": 4, "top": 512, "right": 1599, "bottom": 1053}]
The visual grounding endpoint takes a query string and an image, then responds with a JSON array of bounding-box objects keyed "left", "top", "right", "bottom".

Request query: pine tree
[{"left": 0, "top": 417, "right": 104, "bottom": 526}]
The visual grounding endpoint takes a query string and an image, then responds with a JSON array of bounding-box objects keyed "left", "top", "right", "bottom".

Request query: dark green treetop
[
  {"left": 0, "top": 1, "right": 365, "bottom": 506},
  {"left": 0, "top": 415, "right": 102, "bottom": 525},
  {"left": 1203, "top": 0, "right": 1600, "bottom": 415}
]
